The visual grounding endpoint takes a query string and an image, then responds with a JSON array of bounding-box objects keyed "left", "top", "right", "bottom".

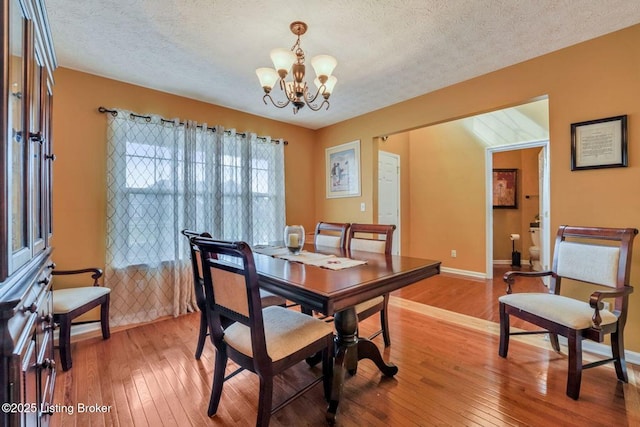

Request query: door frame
[{"left": 485, "top": 139, "right": 550, "bottom": 279}]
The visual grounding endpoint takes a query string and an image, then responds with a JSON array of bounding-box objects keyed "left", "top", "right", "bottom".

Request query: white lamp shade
[
  {"left": 323, "top": 75, "right": 337, "bottom": 94},
  {"left": 311, "top": 54, "right": 337, "bottom": 78},
  {"left": 256, "top": 67, "right": 279, "bottom": 89},
  {"left": 270, "top": 48, "right": 296, "bottom": 73},
  {"left": 314, "top": 75, "right": 337, "bottom": 95}
]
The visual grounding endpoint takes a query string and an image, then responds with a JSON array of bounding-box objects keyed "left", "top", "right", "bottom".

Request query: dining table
[{"left": 252, "top": 244, "right": 441, "bottom": 423}]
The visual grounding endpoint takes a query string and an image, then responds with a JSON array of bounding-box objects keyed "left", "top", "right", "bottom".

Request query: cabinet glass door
[
  {"left": 9, "top": 0, "right": 30, "bottom": 273},
  {"left": 44, "top": 84, "right": 53, "bottom": 241},
  {"left": 31, "top": 51, "right": 44, "bottom": 252}
]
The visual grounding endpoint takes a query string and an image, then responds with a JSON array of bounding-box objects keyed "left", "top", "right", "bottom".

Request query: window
[
  {"left": 104, "top": 111, "right": 286, "bottom": 326},
  {"left": 106, "top": 115, "right": 285, "bottom": 268}
]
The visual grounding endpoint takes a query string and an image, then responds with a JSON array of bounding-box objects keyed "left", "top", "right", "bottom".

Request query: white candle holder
[{"left": 284, "top": 225, "right": 305, "bottom": 254}]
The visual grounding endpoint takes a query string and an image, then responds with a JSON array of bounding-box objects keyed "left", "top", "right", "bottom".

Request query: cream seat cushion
[
  {"left": 499, "top": 293, "right": 618, "bottom": 329},
  {"left": 224, "top": 306, "right": 333, "bottom": 362},
  {"left": 355, "top": 295, "right": 384, "bottom": 314},
  {"left": 53, "top": 287, "right": 111, "bottom": 314}
]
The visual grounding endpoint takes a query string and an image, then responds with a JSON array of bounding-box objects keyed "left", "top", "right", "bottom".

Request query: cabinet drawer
[{"left": 20, "top": 340, "right": 39, "bottom": 427}]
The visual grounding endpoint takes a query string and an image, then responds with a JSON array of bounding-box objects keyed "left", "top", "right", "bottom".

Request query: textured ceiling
[{"left": 47, "top": 0, "right": 640, "bottom": 130}]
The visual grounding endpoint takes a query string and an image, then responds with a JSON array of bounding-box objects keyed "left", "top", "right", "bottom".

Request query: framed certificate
[{"left": 571, "top": 115, "right": 628, "bottom": 171}]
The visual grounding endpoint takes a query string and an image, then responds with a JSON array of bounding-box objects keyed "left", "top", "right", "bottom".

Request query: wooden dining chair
[
  {"left": 51, "top": 267, "right": 111, "bottom": 371},
  {"left": 192, "top": 237, "right": 334, "bottom": 426},
  {"left": 314, "top": 222, "right": 350, "bottom": 248},
  {"left": 298, "top": 222, "right": 351, "bottom": 318},
  {"left": 348, "top": 223, "right": 396, "bottom": 346},
  {"left": 181, "top": 230, "right": 286, "bottom": 359},
  {"left": 499, "top": 225, "right": 638, "bottom": 399}
]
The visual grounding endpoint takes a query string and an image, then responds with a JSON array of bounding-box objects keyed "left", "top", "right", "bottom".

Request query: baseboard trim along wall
[
  {"left": 493, "top": 259, "right": 532, "bottom": 266},
  {"left": 391, "top": 297, "right": 640, "bottom": 366},
  {"left": 440, "top": 266, "right": 486, "bottom": 279}
]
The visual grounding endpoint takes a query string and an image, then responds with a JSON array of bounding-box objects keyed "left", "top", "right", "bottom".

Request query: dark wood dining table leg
[{"left": 326, "top": 306, "right": 398, "bottom": 423}]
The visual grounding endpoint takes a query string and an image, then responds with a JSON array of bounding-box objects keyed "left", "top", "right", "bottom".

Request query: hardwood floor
[{"left": 49, "top": 268, "right": 640, "bottom": 426}]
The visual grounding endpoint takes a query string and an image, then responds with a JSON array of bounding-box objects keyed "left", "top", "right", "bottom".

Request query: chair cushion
[
  {"left": 350, "top": 238, "right": 386, "bottom": 254},
  {"left": 223, "top": 306, "right": 333, "bottom": 362},
  {"left": 556, "top": 241, "right": 620, "bottom": 287},
  {"left": 499, "top": 293, "right": 618, "bottom": 329},
  {"left": 259, "top": 289, "right": 287, "bottom": 307},
  {"left": 315, "top": 234, "right": 341, "bottom": 248},
  {"left": 53, "top": 287, "right": 111, "bottom": 314},
  {"left": 355, "top": 296, "right": 384, "bottom": 314}
]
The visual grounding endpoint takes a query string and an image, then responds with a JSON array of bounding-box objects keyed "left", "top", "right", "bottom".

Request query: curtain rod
[{"left": 98, "top": 106, "right": 288, "bottom": 145}]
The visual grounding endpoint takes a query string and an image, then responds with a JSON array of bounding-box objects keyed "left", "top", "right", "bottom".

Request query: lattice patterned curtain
[{"left": 105, "top": 110, "right": 285, "bottom": 327}]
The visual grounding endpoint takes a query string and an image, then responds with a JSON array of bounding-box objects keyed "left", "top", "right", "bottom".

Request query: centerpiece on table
[{"left": 284, "top": 225, "right": 305, "bottom": 254}]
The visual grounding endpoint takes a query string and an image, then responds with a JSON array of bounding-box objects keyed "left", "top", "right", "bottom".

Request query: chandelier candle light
[{"left": 256, "top": 21, "right": 337, "bottom": 114}]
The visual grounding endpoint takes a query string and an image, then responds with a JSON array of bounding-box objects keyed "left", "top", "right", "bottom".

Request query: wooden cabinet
[{"left": 0, "top": 0, "right": 56, "bottom": 426}]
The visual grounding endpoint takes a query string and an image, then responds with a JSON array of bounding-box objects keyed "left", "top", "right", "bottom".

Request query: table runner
[{"left": 253, "top": 246, "right": 366, "bottom": 270}]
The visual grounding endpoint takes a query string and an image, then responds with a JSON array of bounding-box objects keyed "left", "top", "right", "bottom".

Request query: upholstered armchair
[
  {"left": 499, "top": 225, "right": 637, "bottom": 399},
  {"left": 52, "top": 267, "right": 111, "bottom": 371}
]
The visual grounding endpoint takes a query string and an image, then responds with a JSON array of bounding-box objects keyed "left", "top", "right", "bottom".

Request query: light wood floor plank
[{"left": 51, "top": 269, "right": 637, "bottom": 426}]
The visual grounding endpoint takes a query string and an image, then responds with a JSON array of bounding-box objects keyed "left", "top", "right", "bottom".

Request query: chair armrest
[
  {"left": 503, "top": 270, "right": 555, "bottom": 294},
  {"left": 52, "top": 268, "right": 104, "bottom": 287},
  {"left": 589, "top": 286, "right": 634, "bottom": 328}
]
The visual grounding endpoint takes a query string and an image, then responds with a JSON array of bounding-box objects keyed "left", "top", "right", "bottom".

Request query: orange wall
[
  {"left": 407, "top": 122, "right": 486, "bottom": 272},
  {"left": 51, "top": 68, "right": 316, "bottom": 280},
  {"left": 314, "top": 24, "right": 640, "bottom": 350}
]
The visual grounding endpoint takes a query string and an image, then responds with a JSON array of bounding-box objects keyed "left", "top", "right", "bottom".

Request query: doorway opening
[
  {"left": 486, "top": 140, "right": 550, "bottom": 280},
  {"left": 374, "top": 98, "right": 549, "bottom": 278},
  {"left": 480, "top": 98, "right": 550, "bottom": 280}
]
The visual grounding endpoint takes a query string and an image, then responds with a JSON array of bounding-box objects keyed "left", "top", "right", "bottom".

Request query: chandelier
[{"left": 256, "top": 21, "right": 337, "bottom": 114}]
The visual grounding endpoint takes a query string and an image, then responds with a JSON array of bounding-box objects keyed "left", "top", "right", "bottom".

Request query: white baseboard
[
  {"left": 493, "top": 259, "right": 532, "bottom": 266},
  {"left": 437, "top": 267, "right": 640, "bottom": 365},
  {"left": 54, "top": 323, "right": 103, "bottom": 345},
  {"left": 57, "top": 316, "right": 174, "bottom": 345},
  {"left": 392, "top": 297, "right": 640, "bottom": 366},
  {"left": 558, "top": 336, "right": 640, "bottom": 365},
  {"left": 440, "top": 266, "right": 486, "bottom": 279}
]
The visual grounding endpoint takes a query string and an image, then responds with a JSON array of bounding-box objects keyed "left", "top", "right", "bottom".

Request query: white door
[{"left": 378, "top": 151, "right": 401, "bottom": 254}]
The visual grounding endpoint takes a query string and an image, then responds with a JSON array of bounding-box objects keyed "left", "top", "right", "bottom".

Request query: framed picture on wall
[
  {"left": 326, "top": 140, "right": 361, "bottom": 198},
  {"left": 493, "top": 168, "right": 518, "bottom": 209},
  {"left": 571, "top": 115, "right": 628, "bottom": 171}
]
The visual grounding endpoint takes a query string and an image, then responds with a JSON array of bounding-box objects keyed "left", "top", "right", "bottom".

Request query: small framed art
[
  {"left": 326, "top": 140, "right": 361, "bottom": 198},
  {"left": 493, "top": 168, "right": 518, "bottom": 209}
]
